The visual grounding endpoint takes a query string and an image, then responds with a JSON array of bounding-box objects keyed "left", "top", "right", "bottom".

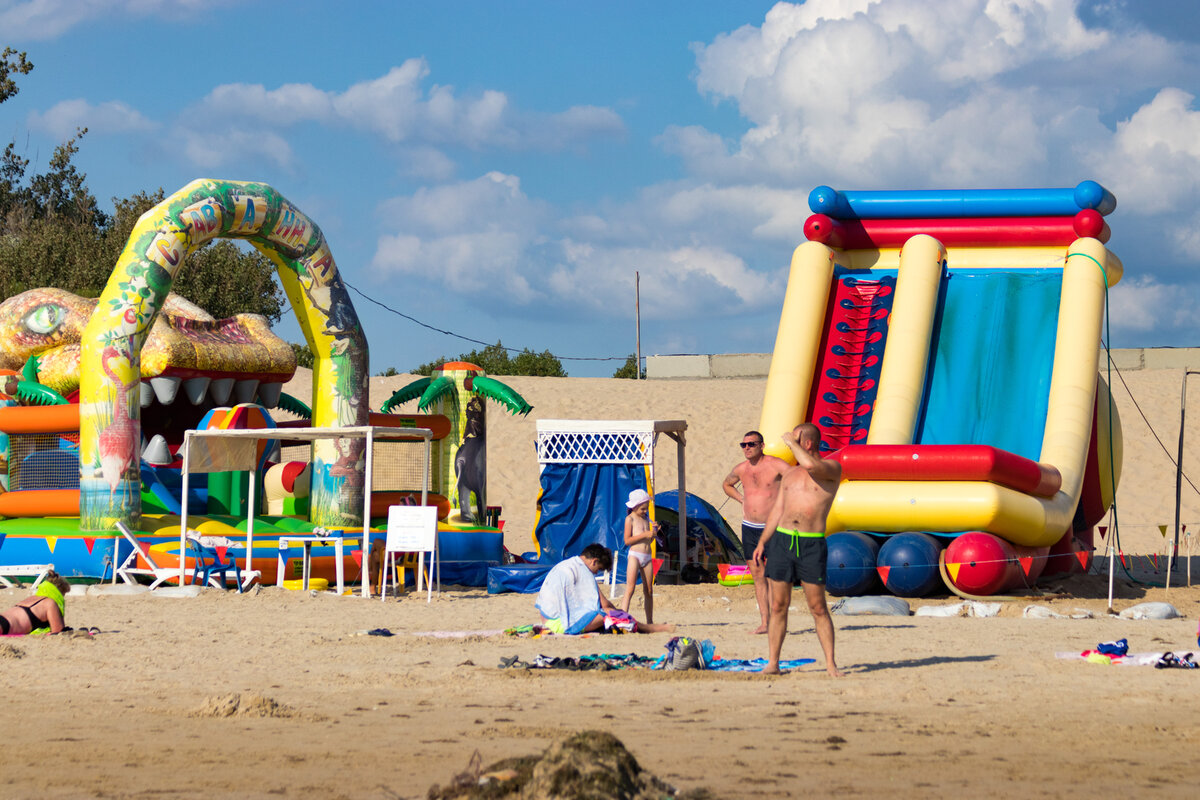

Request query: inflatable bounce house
[
  {"left": 0, "top": 179, "right": 512, "bottom": 590},
  {"left": 759, "top": 182, "right": 1123, "bottom": 598}
]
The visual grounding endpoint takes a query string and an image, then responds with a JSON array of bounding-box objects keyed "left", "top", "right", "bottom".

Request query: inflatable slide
[{"left": 759, "top": 183, "right": 1123, "bottom": 596}]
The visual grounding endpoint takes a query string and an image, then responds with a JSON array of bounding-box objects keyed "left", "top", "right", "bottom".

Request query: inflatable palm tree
[{"left": 381, "top": 361, "right": 531, "bottom": 525}]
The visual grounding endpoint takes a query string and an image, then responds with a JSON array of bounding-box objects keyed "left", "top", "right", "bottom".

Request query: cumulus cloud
[
  {"left": 1107, "top": 275, "right": 1198, "bottom": 334},
  {"left": 370, "top": 173, "right": 788, "bottom": 320},
  {"left": 191, "top": 58, "right": 625, "bottom": 152},
  {"left": 677, "top": 0, "right": 1185, "bottom": 191},
  {"left": 27, "top": 99, "right": 155, "bottom": 140}
]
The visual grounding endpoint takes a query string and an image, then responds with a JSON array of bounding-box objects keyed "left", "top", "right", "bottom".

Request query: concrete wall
[{"left": 647, "top": 348, "right": 1200, "bottom": 379}]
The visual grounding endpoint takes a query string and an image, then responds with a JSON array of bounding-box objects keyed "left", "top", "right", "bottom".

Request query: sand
[
  {"left": 2, "top": 575, "right": 1199, "bottom": 799},
  {"left": 5, "top": 368, "right": 1200, "bottom": 798}
]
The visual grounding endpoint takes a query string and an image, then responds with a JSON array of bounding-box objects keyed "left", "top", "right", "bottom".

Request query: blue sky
[{"left": 3, "top": 0, "right": 1200, "bottom": 376}]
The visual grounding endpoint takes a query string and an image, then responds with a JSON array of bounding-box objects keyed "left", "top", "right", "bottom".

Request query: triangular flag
[
  {"left": 1098, "top": 526, "right": 1107, "bottom": 540},
  {"left": 45, "top": 536, "right": 57, "bottom": 553},
  {"left": 877, "top": 566, "right": 891, "bottom": 584},
  {"left": 1159, "top": 525, "right": 1168, "bottom": 537},
  {"left": 351, "top": 549, "right": 363, "bottom": 568},
  {"left": 1151, "top": 553, "right": 1159, "bottom": 570},
  {"left": 83, "top": 537, "right": 96, "bottom": 554},
  {"left": 1018, "top": 557, "right": 1033, "bottom": 576},
  {"left": 1075, "top": 551, "right": 1089, "bottom": 569},
  {"left": 216, "top": 546, "right": 228, "bottom": 562},
  {"left": 1118, "top": 551, "right": 1126, "bottom": 568},
  {"left": 945, "top": 562, "right": 961, "bottom": 582}
]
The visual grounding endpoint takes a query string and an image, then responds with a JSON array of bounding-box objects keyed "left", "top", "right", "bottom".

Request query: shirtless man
[
  {"left": 753, "top": 423, "right": 845, "bottom": 677},
  {"left": 723, "top": 430, "right": 789, "bottom": 634}
]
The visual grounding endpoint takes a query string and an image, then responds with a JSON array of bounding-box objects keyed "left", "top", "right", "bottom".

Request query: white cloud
[
  {"left": 1107, "top": 276, "right": 1197, "bottom": 333},
  {"left": 1089, "top": 88, "right": 1200, "bottom": 214},
  {"left": 192, "top": 59, "right": 625, "bottom": 152},
  {"left": 370, "top": 173, "right": 788, "bottom": 320},
  {"left": 27, "top": 99, "right": 155, "bottom": 140},
  {"left": 679, "top": 0, "right": 1160, "bottom": 189},
  {"left": 178, "top": 127, "right": 294, "bottom": 171},
  {"left": 0, "top": 0, "right": 240, "bottom": 40}
]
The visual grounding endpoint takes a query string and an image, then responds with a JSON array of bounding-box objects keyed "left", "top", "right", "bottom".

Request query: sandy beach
[
  {"left": 4, "top": 368, "right": 1200, "bottom": 798},
  {"left": 2, "top": 573, "right": 1199, "bottom": 799}
]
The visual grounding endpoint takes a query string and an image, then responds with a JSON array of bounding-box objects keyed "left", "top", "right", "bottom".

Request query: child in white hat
[{"left": 620, "top": 488, "right": 660, "bottom": 623}]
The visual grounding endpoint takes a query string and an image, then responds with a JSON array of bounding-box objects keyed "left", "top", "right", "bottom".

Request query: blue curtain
[{"left": 533, "top": 463, "right": 645, "bottom": 564}]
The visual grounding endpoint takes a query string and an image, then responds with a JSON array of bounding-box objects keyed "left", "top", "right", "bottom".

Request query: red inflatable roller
[
  {"left": 943, "top": 532, "right": 1050, "bottom": 595},
  {"left": 831, "top": 444, "right": 1061, "bottom": 497},
  {"left": 1044, "top": 529, "right": 1092, "bottom": 577},
  {"left": 804, "top": 210, "right": 1110, "bottom": 250}
]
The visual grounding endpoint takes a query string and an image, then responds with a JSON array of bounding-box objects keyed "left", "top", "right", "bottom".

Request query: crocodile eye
[{"left": 23, "top": 303, "right": 67, "bottom": 336}]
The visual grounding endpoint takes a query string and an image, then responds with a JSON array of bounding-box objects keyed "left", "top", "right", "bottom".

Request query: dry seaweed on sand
[{"left": 426, "top": 730, "right": 720, "bottom": 800}]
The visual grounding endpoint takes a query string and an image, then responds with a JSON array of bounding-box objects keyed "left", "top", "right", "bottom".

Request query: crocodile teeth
[
  {"left": 142, "top": 434, "right": 172, "bottom": 465},
  {"left": 139, "top": 381, "right": 155, "bottom": 409},
  {"left": 257, "top": 382, "right": 283, "bottom": 408},
  {"left": 184, "top": 377, "right": 211, "bottom": 406},
  {"left": 209, "top": 378, "right": 235, "bottom": 405},
  {"left": 151, "top": 376, "right": 181, "bottom": 405},
  {"left": 233, "top": 378, "right": 260, "bottom": 405}
]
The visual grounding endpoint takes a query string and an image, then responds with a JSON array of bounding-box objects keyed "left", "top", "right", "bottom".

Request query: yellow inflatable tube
[
  {"left": 760, "top": 242, "right": 835, "bottom": 463},
  {"left": 867, "top": 235, "right": 945, "bottom": 445}
]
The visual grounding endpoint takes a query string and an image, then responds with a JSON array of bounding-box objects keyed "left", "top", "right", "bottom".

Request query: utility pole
[{"left": 635, "top": 271, "right": 641, "bottom": 380}]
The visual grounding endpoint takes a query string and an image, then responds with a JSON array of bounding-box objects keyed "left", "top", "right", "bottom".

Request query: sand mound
[
  {"left": 0, "top": 642, "right": 24, "bottom": 659},
  {"left": 427, "top": 730, "right": 719, "bottom": 800},
  {"left": 189, "top": 693, "right": 310, "bottom": 720}
]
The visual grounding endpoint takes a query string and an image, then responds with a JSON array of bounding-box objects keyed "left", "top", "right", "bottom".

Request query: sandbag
[{"left": 830, "top": 596, "right": 911, "bottom": 616}]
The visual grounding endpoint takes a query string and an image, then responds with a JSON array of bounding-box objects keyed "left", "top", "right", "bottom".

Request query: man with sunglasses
[{"left": 722, "top": 430, "right": 789, "bottom": 634}]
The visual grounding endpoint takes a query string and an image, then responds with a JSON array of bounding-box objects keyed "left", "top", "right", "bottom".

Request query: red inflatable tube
[
  {"left": 943, "top": 532, "right": 1050, "bottom": 595},
  {"left": 830, "top": 444, "right": 1061, "bottom": 498},
  {"left": 804, "top": 210, "right": 1110, "bottom": 250}
]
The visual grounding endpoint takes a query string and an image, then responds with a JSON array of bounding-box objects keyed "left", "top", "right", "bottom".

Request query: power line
[{"left": 343, "top": 279, "right": 633, "bottom": 362}]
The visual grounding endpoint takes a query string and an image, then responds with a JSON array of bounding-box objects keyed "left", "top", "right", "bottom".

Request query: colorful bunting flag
[
  {"left": 1098, "top": 526, "right": 1107, "bottom": 540},
  {"left": 1075, "top": 550, "right": 1089, "bottom": 569},
  {"left": 1158, "top": 524, "right": 1168, "bottom": 538},
  {"left": 83, "top": 537, "right": 96, "bottom": 554},
  {"left": 945, "top": 562, "right": 961, "bottom": 582},
  {"left": 1018, "top": 557, "right": 1033, "bottom": 576},
  {"left": 877, "top": 566, "right": 891, "bottom": 584}
]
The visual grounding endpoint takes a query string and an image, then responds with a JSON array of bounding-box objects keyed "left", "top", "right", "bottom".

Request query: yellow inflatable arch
[{"left": 79, "top": 179, "right": 369, "bottom": 531}]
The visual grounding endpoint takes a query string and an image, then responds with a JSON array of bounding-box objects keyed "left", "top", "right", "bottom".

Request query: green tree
[
  {"left": 411, "top": 340, "right": 566, "bottom": 377},
  {"left": 0, "top": 47, "right": 32, "bottom": 104},
  {"left": 612, "top": 355, "right": 645, "bottom": 379},
  {"left": 375, "top": 366, "right": 399, "bottom": 377},
  {"left": 291, "top": 342, "right": 314, "bottom": 369},
  {"left": 0, "top": 50, "right": 285, "bottom": 322}
]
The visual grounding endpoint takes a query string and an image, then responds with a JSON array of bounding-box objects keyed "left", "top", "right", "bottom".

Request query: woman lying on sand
[{"left": 0, "top": 571, "right": 70, "bottom": 635}]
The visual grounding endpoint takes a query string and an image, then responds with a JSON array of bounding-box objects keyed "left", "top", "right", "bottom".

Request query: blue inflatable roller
[
  {"left": 877, "top": 532, "right": 945, "bottom": 597},
  {"left": 826, "top": 531, "right": 881, "bottom": 596}
]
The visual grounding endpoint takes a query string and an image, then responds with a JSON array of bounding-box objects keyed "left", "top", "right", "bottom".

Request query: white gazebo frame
[
  {"left": 534, "top": 419, "right": 689, "bottom": 573},
  {"left": 178, "top": 425, "right": 433, "bottom": 596}
]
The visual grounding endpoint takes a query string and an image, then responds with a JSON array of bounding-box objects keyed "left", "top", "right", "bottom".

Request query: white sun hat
[{"left": 626, "top": 488, "right": 651, "bottom": 509}]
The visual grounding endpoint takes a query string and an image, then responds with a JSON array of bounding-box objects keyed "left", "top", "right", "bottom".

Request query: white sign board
[{"left": 386, "top": 505, "right": 438, "bottom": 553}]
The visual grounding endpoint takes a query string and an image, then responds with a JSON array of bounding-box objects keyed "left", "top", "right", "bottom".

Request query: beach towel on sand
[{"left": 535, "top": 557, "right": 601, "bottom": 635}]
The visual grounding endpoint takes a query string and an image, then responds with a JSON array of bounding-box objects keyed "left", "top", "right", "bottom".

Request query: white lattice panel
[{"left": 537, "top": 429, "right": 655, "bottom": 464}]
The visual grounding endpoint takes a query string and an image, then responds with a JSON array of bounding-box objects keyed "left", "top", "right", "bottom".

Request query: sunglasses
[{"left": 740, "top": 441, "right": 762, "bottom": 449}]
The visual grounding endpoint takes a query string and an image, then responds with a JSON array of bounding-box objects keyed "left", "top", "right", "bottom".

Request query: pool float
[{"left": 717, "top": 563, "right": 754, "bottom": 587}]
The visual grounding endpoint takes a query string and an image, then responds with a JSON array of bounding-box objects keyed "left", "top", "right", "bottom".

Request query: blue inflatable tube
[{"left": 808, "top": 181, "right": 1115, "bottom": 220}]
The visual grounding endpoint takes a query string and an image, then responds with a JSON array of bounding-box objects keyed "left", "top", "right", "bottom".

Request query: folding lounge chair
[{"left": 113, "top": 522, "right": 178, "bottom": 589}]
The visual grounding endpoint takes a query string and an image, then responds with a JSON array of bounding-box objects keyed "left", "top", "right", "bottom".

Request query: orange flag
[
  {"left": 83, "top": 537, "right": 96, "bottom": 554},
  {"left": 877, "top": 566, "right": 891, "bottom": 584},
  {"left": 945, "top": 562, "right": 961, "bottom": 582},
  {"left": 1075, "top": 551, "right": 1089, "bottom": 569},
  {"left": 1018, "top": 557, "right": 1033, "bottom": 576}
]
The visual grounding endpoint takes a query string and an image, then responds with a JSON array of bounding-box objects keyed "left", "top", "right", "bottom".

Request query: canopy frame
[{"left": 179, "top": 425, "right": 432, "bottom": 596}]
